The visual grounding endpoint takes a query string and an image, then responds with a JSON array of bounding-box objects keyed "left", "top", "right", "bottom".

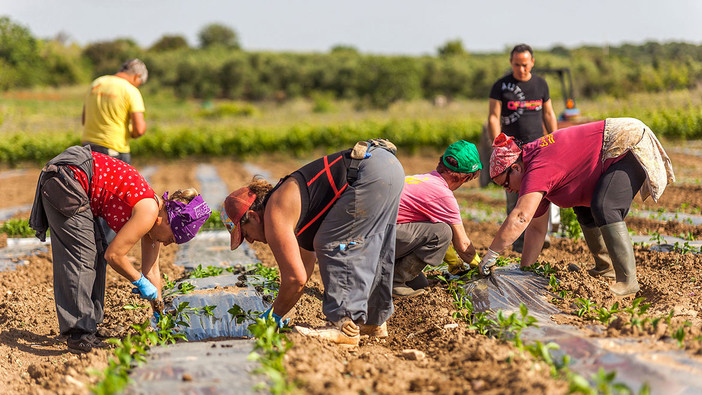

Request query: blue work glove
[
  {"left": 131, "top": 274, "right": 159, "bottom": 301},
  {"left": 259, "top": 307, "right": 290, "bottom": 329}
]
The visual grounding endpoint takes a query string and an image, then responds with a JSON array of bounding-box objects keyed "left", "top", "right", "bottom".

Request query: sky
[{"left": 2, "top": 0, "right": 702, "bottom": 55}]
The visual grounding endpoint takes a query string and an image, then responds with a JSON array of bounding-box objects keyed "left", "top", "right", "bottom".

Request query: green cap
[{"left": 442, "top": 140, "right": 482, "bottom": 173}]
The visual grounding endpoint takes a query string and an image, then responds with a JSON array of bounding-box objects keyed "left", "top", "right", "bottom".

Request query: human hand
[
  {"left": 469, "top": 252, "right": 481, "bottom": 268},
  {"left": 478, "top": 249, "right": 500, "bottom": 276},
  {"left": 259, "top": 307, "right": 290, "bottom": 329},
  {"left": 150, "top": 299, "right": 164, "bottom": 323},
  {"left": 444, "top": 246, "right": 464, "bottom": 275},
  {"left": 131, "top": 274, "right": 159, "bottom": 300}
]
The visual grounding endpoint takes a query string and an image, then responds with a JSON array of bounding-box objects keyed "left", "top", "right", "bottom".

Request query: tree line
[{"left": 2, "top": 16, "right": 702, "bottom": 108}]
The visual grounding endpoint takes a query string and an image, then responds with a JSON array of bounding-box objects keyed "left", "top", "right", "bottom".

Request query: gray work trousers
[
  {"left": 43, "top": 191, "right": 107, "bottom": 336},
  {"left": 313, "top": 147, "right": 404, "bottom": 326},
  {"left": 395, "top": 222, "right": 452, "bottom": 267}
]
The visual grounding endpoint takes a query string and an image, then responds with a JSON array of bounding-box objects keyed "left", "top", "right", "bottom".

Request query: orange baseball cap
[{"left": 221, "top": 187, "right": 256, "bottom": 250}]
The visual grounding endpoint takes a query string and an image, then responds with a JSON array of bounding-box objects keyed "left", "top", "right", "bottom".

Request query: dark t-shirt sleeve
[
  {"left": 489, "top": 79, "right": 502, "bottom": 100},
  {"left": 540, "top": 76, "right": 551, "bottom": 102}
]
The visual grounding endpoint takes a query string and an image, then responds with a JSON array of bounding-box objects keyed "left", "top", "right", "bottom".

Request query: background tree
[
  {"left": 198, "top": 23, "right": 240, "bottom": 49},
  {"left": 437, "top": 39, "right": 467, "bottom": 58},
  {"left": 82, "top": 38, "right": 144, "bottom": 77},
  {"left": 0, "top": 16, "right": 45, "bottom": 89},
  {"left": 330, "top": 45, "right": 359, "bottom": 55},
  {"left": 149, "top": 34, "right": 189, "bottom": 52}
]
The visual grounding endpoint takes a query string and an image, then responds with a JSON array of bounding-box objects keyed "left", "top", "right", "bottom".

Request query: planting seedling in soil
[
  {"left": 392, "top": 140, "right": 482, "bottom": 297},
  {"left": 480, "top": 118, "right": 675, "bottom": 297},
  {"left": 2, "top": 150, "right": 701, "bottom": 394},
  {"left": 28, "top": 145, "right": 212, "bottom": 353},
  {"left": 220, "top": 139, "right": 404, "bottom": 346}
]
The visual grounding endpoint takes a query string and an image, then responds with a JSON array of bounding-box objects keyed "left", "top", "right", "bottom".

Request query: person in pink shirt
[
  {"left": 479, "top": 118, "right": 675, "bottom": 297},
  {"left": 393, "top": 140, "right": 482, "bottom": 297}
]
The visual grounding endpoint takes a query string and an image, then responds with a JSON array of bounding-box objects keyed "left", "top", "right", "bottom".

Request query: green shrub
[{"left": 1, "top": 218, "right": 34, "bottom": 237}]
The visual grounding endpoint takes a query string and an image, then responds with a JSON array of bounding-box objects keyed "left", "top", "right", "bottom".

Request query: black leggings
[{"left": 573, "top": 152, "right": 646, "bottom": 228}]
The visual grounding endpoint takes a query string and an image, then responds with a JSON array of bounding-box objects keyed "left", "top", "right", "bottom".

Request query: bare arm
[
  {"left": 449, "top": 223, "right": 477, "bottom": 263},
  {"left": 488, "top": 191, "right": 544, "bottom": 253},
  {"left": 542, "top": 99, "right": 558, "bottom": 134},
  {"left": 140, "top": 231, "right": 162, "bottom": 297},
  {"left": 104, "top": 198, "right": 159, "bottom": 283},
  {"left": 520, "top": 211, "right": 549, "bottom": 267},
  {"left": 130, "top": 112, "right": 146, "bottom": 138},
  {"left": 487, "top": 99, "right": 502, "bottom": 141},
  {"left": 265, "top": 178, "right": 307, "bottom": 317}
]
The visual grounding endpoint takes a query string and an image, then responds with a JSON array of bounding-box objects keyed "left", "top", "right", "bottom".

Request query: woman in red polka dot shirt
[{"left": 30, "top": 146, "right": 211, "bottom": 353}]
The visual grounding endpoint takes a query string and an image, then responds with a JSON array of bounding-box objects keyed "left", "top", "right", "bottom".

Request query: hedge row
[
  {"left": 2, "top": 107, "right": 700, "bottom": 165},
  {"left": 0, "top": 119, "right": 483, "bottom": 165}
]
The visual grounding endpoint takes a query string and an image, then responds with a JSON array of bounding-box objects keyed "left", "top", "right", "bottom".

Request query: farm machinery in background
[{"left": 479, "top": 67, "right": 587, "bottom": 187}]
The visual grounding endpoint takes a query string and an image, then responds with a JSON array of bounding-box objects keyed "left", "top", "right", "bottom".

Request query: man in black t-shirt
[{"left": 487, "top": 44, "right": 558, "bottom": 252}]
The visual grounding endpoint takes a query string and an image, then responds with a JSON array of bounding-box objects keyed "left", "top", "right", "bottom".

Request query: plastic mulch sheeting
[
  {"left": 464, "top": 264, "right": 702, "bottom": 394},
  {"left": 161, "top": 230, "right": 268, "bottom": 340},
  {"left": 125, "top": 339, "right": 260, "bottom": 394},
  {"left": 173, "top": 230, "right": 258, "bottom": 271},
  {"left": 166, "top": 274, "right": 269, "bottom": 340},
  {"left": 0, "top": 237, "right": 49, "bottom": 271}
]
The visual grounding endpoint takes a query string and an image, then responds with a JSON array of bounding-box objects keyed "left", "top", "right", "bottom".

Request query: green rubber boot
[
  {"left": 582, "top": 225, "right": 615, "bottom": 279},
  {"left": 600, "top": 222, "right": 640, "bottom": 297}
]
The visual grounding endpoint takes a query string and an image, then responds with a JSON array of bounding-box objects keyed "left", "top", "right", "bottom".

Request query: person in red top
[
  {"left": 30, "top": 145, "right": 211, "bottom": 353},
  {"left": 478, "top": 118, "right": 675, "bottom": 297}
]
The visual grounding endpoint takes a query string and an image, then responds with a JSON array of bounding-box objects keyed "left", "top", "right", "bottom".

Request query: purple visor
[{"left": 163, "top": 192, "right": 212, "bottom": 244}]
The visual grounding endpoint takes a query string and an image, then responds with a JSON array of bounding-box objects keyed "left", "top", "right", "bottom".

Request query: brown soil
[{"left": 0, "top": 148, "right": 701, "bottom": 394}]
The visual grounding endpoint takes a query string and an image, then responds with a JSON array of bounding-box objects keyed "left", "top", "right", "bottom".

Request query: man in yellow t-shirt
[{"left": 81, "top": 59, "right": 148, "bottom": 164}]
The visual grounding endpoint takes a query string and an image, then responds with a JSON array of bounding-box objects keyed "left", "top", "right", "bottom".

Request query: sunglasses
[
  {"left": 499, "top": 167, "right": 513, "bottom": 190},
  {"left": 220, "top": 210, "right": 236, "bottom": 233}
]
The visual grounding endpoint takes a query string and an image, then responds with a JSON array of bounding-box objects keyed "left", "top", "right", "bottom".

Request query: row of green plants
[
  {"left": 92, "top": 262, "right": 292, "bottom": 394},
  {"left": 0, "top": 118, "right": 481, "bottom": 164},
  {"left": 0, "top": 210, "right": 227, "bottom": 238},
  {"left": 571, "top": 296, "right": 697, "bottom": 348},
  {"left": 439, "top": 262, "right": 650, "bottom": 394},
  {"left": 4, "top": 102, "right": 702, "bottom": 165},
  {"left": 0, "top": 218, "right": 34, "bottom": 237}
]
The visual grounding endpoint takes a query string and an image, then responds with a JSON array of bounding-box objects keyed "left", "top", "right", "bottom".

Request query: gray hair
[{"left": 119, "top": 58, "right": 148, "bottom": 84}]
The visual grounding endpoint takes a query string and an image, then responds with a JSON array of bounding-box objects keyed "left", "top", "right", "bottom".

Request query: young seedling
[
  {"left": 559, "top": 208, "right": 582, "bottom": 240},
  {"left": 672, "top": 321, "right": 692, "bottom": 348},
  {"left": 188, "top": 264, "right": 224, "bottom": 279},
  {"left": 592, "top": 367, "right": 639, "bottom": 394},
  {"left": 648, "top": 231, "right": 665, "bottom": 245},
  {"left": 247, "top": 310, "right": 295, "bottom": 394},
  {"left": 521, "top": 261, "right": 557, "bottom": 277},
  {"left": 162, "top": 273, "right": 176, "bottom": 291},
  {"left": 594, "top": 302, "right": 621, "bottom": 325},
  {"left": 163, "top": 281, "right": 196, "bottom": 298},
  {"left": 123, "top": 302, "right": 148, "bottom": 310},
  {"left": 469, "top": 312, "right": 496, "bottom": 336},
  {"left": 623, "top": 297, "right": 651, "bottom": 329},
  {"left": 574, "top": 298, "right": 595, "bottom": 319}
]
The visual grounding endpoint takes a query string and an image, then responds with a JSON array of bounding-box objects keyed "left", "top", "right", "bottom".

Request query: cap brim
[{"left": 230, "top": 224, "right": 243, "bottom": 250}]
